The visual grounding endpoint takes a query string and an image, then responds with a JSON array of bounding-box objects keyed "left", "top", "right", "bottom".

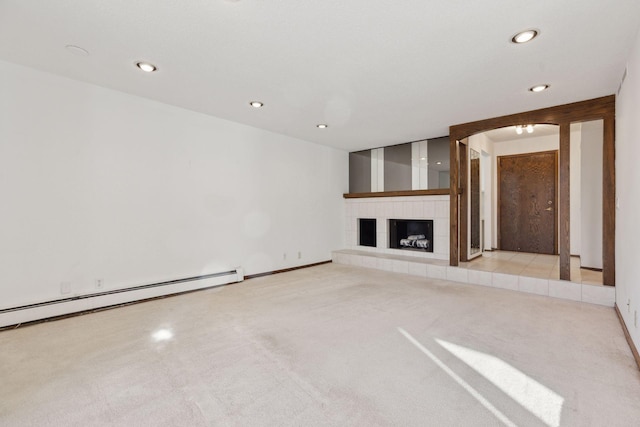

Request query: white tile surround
[
  {"left": 344, "top": 195, "right": 449, "bottom": 260},
  {"left": 331, "top": 249, "right": 615, "bottom": 307}
]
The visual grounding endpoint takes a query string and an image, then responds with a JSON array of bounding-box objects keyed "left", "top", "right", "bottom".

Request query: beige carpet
[{"left": 1, "top": 263, "right": 639, "bottom": 426}]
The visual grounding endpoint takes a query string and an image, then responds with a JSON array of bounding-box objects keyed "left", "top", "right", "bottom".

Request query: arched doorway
[{"left": 448, "top": 96, "right": 615, "bottom": 286}]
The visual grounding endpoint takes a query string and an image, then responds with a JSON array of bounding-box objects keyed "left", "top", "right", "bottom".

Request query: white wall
[
  {"left": 579, "top": 120, "right": 604, "bottom": 269},
  {"left": 0, "top": 60, "right": 348, "bottom": 310},
  {"left": 616, "top": 27, "right": 640, "bottom": 354}
]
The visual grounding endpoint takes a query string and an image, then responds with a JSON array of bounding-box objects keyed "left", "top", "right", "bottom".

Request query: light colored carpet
[{"left": 1, "top": 263, "right": 639, "bottom": 426}]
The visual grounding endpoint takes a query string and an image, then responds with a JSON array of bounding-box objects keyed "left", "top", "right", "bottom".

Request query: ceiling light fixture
[
  {"left": 511, "top": 29, "right": 539, "bottom": 44},
  {"left": 529, "top": 84, "right": 549, "bottom": 92},
  {"left": 436, "top": 161, "right": 442, "bottom": 165},
  {"left": 317, "top": 124, "right": 328, "bottom": 129},
  {"left": 136, "top": 62, "right": 157, "bottom": 73},
  {"left": 515, "top": 125, "right": 535, "bottom": 135},
  {"left": 249, "top": 101, "right": 264, "bottom": 108}
]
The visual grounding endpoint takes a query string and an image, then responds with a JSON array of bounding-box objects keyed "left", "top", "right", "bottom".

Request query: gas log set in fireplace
[{"left": 388, "top": 219, "right": 433, "bottom": 252}]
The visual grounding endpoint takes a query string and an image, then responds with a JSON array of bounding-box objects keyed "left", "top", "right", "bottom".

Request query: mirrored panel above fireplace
[{"left": 348, "top": 137, "right": 450, "bottom": 193}]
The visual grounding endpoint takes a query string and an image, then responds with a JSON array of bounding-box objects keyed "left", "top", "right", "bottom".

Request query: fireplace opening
[
  {"left": 389, "top": 219, "right": 433, "bottom": 252},
  {"left": 359, "top": 218, "right": 377, "bottom": 247}
]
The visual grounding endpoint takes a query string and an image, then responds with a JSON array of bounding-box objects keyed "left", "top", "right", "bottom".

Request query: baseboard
[
  {"left": 244, "top": 260, "right": 332, "bottom": 280},
  {"left": 0, "top": 269, "right": 243, "bottom": 330},
  {"left": 0, "top": 262, "right": 333, "bottom": 332},
  {"left": 615, "top": 304, "right": 640, "bottom": 371}
]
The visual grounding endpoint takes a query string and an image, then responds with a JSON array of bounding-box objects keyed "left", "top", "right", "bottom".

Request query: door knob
[{"left": 545, "top": 207, "right": 553, "bottom": 211}]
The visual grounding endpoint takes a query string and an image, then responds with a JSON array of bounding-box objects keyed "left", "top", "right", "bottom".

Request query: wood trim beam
[
  {"left": 459, "top": 142, "right": 468, "bottom": 262},
  {"left": 449, "top": 95, "right": 615, "bottom": 138},
  {"left": 496, "top": 156, "right": 502, "bottom": 250},
  {"left": 559, "top": 123, "right": 571, "bottom": 281},
  {"left": 450, "top": 137, "right": 459, "bottom": 266},
  {"left": 603, "top": 115, "right": 616, "bottom": 286},
  {"left": 343, "top": 189, "right": 449, "bottom": 199}
]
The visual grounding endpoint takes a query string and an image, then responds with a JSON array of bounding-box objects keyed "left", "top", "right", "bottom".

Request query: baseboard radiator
[{"left": 0, "top": 268, "right": 244, "bottom": 329}]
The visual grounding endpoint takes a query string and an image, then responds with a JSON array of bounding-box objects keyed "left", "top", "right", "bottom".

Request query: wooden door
[{"left": 498, "top": 151, "right": 557, "bottom": 254}]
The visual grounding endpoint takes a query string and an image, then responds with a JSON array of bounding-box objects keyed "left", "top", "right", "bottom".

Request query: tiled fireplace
[
  {"left": 344, "top": 195, "right": 449, "bottom": 260},
  {"left": 338, "top": 195, "right": 615, "bottom": 308}
]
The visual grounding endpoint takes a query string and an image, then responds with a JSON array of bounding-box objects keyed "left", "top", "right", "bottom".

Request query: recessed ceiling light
[
  {"left": 249, "top": 101, "right": 264, "bottom": 108},
  {"left": 529, "top": 84, "right": 549, "bottom": 92},
  {"left": 436, "top": 161, "right": 442, "bottom": 165},
  {"left": 65, "top": 45, "right": 90, "bottom": 56},
  {"left": 511, "top": 29, "right": 539, "bottom": 44},
  {"left": 136, "top": 62, "right": 157, "bottom": 73},
  {"left": 420, "top": 157, "right": 426, "bottom": 161},
  {"left": 317, "top": 124, "right": 328, "bottom": 129}
]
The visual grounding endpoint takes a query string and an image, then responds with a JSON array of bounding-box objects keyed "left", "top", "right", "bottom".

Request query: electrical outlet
[
  {"left": 60, "top": 282, "right": 71, "bottom": 294},
  {"left": 283, "top": 253, "right": 287, "bottom": 260},
  {"left": 95, "top": 279, "right": 104, "bottom": 289},
  {"left": 298, "top": 251, "right": 302, "bottom": 259}
]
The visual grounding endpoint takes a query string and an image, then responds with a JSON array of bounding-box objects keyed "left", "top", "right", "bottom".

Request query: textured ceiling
[{"left": 0, "top": 0, "right": 638, "bottom": 152}]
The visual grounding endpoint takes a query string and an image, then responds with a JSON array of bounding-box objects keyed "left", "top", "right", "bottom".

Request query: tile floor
[{"left": 460, "top": 251, "right": 603, "bottom": 285}]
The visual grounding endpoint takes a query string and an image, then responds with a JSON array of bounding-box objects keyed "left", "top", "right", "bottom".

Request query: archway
[{"left": 448, "top": 96, "right": 615, "bottom": 285}]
